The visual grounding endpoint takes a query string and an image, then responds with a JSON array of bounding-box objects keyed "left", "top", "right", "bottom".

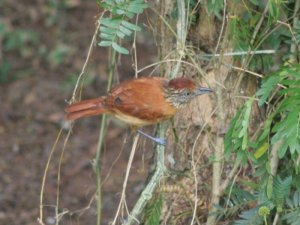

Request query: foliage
[
  {"left": 217, "top": 0, "right": 300, "bottom": 223},
  {"left": 224, "top": 98, "right": 255, "bottom": 166},
  {"left": 234, "top": 207, "right": 263, "bottom": 225},
  {"left": 218, "top": 186, "right": 256, "bottom": 219},
  {"left": 143, "top": 194, "right": 163, "bottom": 225},
  {"left": 283, "top": 191, "right": 300, "bottom": 225},
  {"left": 98, "top": 0, "right": 148, "bottom": 54},
  {"left": 257, "top": 65, "right": 300, "bottom": 158},
  {"left": 272, "top": 176, "right": 292, "bottom": 212},
  {"left": 205, "top": 0, "right": 224, "bottom": 18}
]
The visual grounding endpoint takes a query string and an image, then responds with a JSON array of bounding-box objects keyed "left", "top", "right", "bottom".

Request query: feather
[
  {"left": 65, "top": 97, "right": 108, "bottom": 120},
  {"left": 168, "top": 77, "right": 196, "bottom": 90}
]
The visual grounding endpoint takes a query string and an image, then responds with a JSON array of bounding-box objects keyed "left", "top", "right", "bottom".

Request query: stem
[
  {"left": 95, "top": 49, "right": 116, "bottom": 225},
  {"left": 170, "top": 0, "right": 186, "bottom": 78},
  {"left": 38, "top": 128, "right": 64, "bottom": 225},
  {"left": 124, "top": 125, "right": 166, "bottom": 225},
  {"left": 112, "top": 133, "right": 141, "bottom": 225}
]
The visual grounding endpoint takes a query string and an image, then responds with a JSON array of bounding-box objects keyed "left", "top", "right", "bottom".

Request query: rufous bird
[{"left": 65, "top": 76, "right": 213, "bottom": 145}]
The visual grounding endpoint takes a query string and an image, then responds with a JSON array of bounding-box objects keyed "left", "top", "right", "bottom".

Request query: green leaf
[
  {"left": 234, "top": 207, "right": 263, "bottom": 225},
  {"left": 121, "top": 20, "right": 141, "bottom": 31},
  {"left": 101, "top": 18, "right": 122, "bottom": 29},
  {"left": 116, "top": 31, "right": 126, "bottom": 39},
  {"left": 112, "top": 42, "right": 129, "bottom": 54},
  {"left": 144, "top": 194, "right": 163, "bottom": 225},
  {"left": 100, "top": 32, "right": 115, "bottom": 40},
  {"left": 268, "top": 0, "right": 280, "bottom": 20},
  {"left": 273, "top": 176, "right": 292, "bottom": 210},
  {"left": 256, "top": 75, "right": 281, "bottom": 106},
  {"left": 238, "top": 99, "right": 253, "bottom": 150},
  {"left": 224, "top": 107, "right": 243, "bottom": 158},
  {"left": 125, "top": 11, "right": 135, "bottom": 19},
  {"left": 249, "top": 0, "right": 259, "bottom": 6},
  {"left": 100, "top": 26, "right": 116, "bottom": 35},
  {"left": 116, "top": 9, "right": 126, "bottom": 15},
  {"left": 254, "top": 142, "right": 269, "bottom": 159},
  {"left": 120, "top": 25, "right": 132, "bottom": 36},
  {"left": 98, "top": 41, "right": 112, "bottom": 47},
  {"left": 128, "top": 4, "right": 145, "bottom": 14}
]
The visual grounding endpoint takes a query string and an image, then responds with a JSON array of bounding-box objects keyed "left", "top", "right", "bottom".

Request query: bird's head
[{"left": 164, "top": 77, "right": 213, "bottom": 108}]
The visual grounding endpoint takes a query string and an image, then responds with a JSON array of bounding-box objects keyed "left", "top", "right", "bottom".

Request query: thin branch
[
  {"left": 95, "top": 47, "right": 117, "bottom": 225},
  {"left": 69, "top": 13, "right": 104, "bottom": 103},
  {"left": 55, "top": 129, "right": 72, "bottom": 225},
  {"left": 133, "top": 15, "right": 139, "bottom": 78},
  {"left": 220, "top": 160, "right": 241, "bottom": 194},
  {"left": 170, "top": 0, "right": 187, "bottom": 78},
  {"left": 124, "top": 127, "right": 166, "bottom": 225},
  {"left": 191, "top": 106, "right": 218, "bottom": 225},
  {"left": 214, "top": 0, "right": 226, "bottom": 53},
  {"left": 38, "top": 128, "right": 64, "bottom": 225},
  {"left": 201, "top": 49, "right": 276, "bottom": 58},
  {"left": 112, "top": 133, "right": 140, "bottom": 225}
]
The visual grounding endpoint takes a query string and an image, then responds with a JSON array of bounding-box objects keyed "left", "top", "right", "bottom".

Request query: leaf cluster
[
  {"left": 224, "top": 98, "right": 255, "bottom": 166},
  {"left": 257, "top": 65, "right": 300, "bottom": 158},
  {"left": 283, "top": 191, "right": 300, "bottom": 225},
  {"left": 217, "top": 176, "right": 293, "bottom": 224},
  {"left": 98, "top": 0, "right": 148, "bottom": 54}
]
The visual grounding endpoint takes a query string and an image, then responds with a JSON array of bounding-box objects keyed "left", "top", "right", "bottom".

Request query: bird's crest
[{"left": 168, "top": 77, "right": 196, "bottom": 90}]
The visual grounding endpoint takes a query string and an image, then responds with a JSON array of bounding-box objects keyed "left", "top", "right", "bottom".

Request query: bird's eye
[{"left": 186, "top": 91, "right": 191, "bottom": 96}]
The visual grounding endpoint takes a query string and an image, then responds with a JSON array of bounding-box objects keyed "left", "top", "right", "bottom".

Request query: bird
[{"left": 65, "top": 76, "right": 213, "bottom": 145}]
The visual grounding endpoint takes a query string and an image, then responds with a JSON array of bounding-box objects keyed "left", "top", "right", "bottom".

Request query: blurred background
[{"left": 0, "top": 0, "right": 157, "bottom": 224}]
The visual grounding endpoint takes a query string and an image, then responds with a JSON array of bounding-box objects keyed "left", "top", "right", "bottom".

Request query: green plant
[
  {"left": 283, "top": 191, "right": 300, "bottom": 225},
  {"left": 256, "top": 65, "right": 300, "bottom": 158},
  {"left": 98, "top": 0, "right": 148, "bottom": 54},
  {"left": 224, "top": 98, "right": 255, "bottom": 166},
  {"left": 212, "top": 0, "right": 300, "bottom": 222},
  {"left": 143, "top": 194, "right": 163, "bottom": 225}
]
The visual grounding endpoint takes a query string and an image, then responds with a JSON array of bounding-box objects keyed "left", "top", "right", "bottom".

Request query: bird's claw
[
  {"left": 137, "top": 129, "right": 167, "bottom": 146},
  {"left": 153, "top": 137, "right": 167, "bottom": 146}
]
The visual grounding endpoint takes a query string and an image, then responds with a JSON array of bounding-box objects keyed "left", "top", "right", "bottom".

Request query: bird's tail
[{"left": 65, "top": 97, "right": 108, "bottom": 120}]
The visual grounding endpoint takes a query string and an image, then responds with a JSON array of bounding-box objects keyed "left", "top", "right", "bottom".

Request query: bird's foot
[{"left": 137, "top": 129, "right": 167, "bottom": 146}]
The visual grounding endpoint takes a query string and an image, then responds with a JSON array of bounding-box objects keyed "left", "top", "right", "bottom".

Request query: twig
[
  {"left": 251, "top": 5, "right": 269, "bottom": 45},
  {"left": 55, "top": 129, "right": 73, "bottom": 225},
  {"left": 38, "top": 128, "right": 64, "bottom": 225},
  {"left": 95, "top": 48, "right": 117, "bottom": 225},
  {"left": 214, "top": 0, "right": 226, "bottom": 54},
  {"left": 112, "top": 133, "right": 140, "bottom": 225},
  {"left": 220, "top": 160, "right": 241, "bottom": 194},
  {"left": 124, "top": 126, "right": 166, "bottom": 225},
  {"left": 272, "top": 212, "right": 279, "bottom": 225},
  {"left": 233, "top": 3, "right": 269, "bottom": 95},
  {"left": 70, "top": 13, "right": 104, "bottom": 103},
  {"left": 170, "top": 0, "right": 187, "bottom": 78},
  {"left": 270, "top": 140, "right": 281, "bottom": 177},
  {"left": 133, "top": 15, "right": 139, "bottom": 78},
  {"left": 190, "top": 106, "right": 218, "bottom": 225},
  {"left": 225, "top": 63, "right": 287, "bottom": 89},
  {"left": 201, "top": 49, "right": 276, "bottom": 57}
]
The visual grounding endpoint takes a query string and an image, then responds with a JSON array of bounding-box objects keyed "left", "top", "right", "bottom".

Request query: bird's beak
[{"left": 196, "top": 87, "right": 214, "bottom": 95}]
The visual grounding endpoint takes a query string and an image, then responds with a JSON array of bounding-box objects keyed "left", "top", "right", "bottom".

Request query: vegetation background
[{"left": 1, "top": 0, "right": 300, "bottom": 225}]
